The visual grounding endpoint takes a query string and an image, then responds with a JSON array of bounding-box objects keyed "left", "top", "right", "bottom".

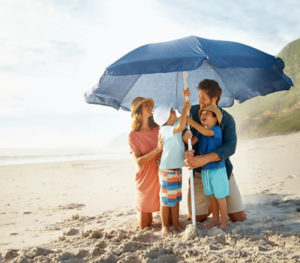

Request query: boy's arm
[
  {"left": 173, "top": 101, "right": 191, "bottom": 134},
  {"left": 182, "top": 130, "right": 199, "bottom": 145},
  {"left": 187, "top": 117, "right": 214, "bottom": 137},
  {"left": 185, "top": 113, "right": 237, "bottom": 169}
]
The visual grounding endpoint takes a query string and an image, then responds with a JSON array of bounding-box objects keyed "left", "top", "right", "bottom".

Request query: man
[{"left": 184, "top": 79, "right": 246, "bottom": 222}]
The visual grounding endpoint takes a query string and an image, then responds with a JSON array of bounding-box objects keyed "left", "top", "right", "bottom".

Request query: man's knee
[
  {"left": 188, "top": 214, "right": 209, "bottom": 222},
  {"left": 228, "top": 210, "right": 246, "bottom": 222}
]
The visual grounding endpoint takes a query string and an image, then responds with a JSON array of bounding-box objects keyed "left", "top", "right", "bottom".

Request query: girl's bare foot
[
  {"left": 173, "top": 223, "right": 185, "bottom": 232},
  {"left": 205, "top": 220, "right": 219, "bottom": 229},
  {"left": 161, "top": 226, "right": 172, "bottom": 235}
]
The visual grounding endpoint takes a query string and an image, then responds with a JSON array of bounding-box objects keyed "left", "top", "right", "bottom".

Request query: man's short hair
[{"left": 198, "top": 79, "right": 222, "bottom": 104}]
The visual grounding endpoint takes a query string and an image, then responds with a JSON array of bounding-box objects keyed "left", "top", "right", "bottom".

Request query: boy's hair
[{"left": 198, "top": 79, "right": 222, "bottom": 105}]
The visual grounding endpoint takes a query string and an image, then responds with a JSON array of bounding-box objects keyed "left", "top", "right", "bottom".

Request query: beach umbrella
[
  {"left": 85, "top": 36, "right": 293, "bottom": 227},
  {"left": 85, "top": 36, "right": 293, "bottom": 112}
]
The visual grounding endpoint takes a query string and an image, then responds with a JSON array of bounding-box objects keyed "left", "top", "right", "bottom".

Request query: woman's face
[{"left": 141, "top": 101, "right": 153, "bottom": 118}]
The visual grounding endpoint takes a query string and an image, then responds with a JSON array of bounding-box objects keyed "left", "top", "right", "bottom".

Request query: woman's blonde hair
[{"left": 131, "top": 101, "right": 157, "bottom": 131}]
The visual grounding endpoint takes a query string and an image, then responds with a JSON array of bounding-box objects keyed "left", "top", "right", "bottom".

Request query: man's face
[{"left": 198, "top": 89, "right": 213, "bottom": 109}]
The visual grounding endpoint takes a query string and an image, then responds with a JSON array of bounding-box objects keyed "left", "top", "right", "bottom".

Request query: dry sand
[{"left": 0, "top": 132, "right": 300, "bottom": 262}]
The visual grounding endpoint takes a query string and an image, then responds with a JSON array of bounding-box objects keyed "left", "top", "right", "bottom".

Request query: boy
[
  {"left": 185, "top": 105, "right": 229, "bottom": 230},
  {"left": 153, "top": 99, "right": 190, "bottom": 234}
]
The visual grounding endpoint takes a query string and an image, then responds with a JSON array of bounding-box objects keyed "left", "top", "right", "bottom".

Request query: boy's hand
[
  {"left": 183, "top": 130, "right": 193, "bottom": 143},
  {"left": 186, "top": 116, "right": 193, "bottom": 125},
  {"left": 183, "top": 88, "right": 191, "bottom": 99}
]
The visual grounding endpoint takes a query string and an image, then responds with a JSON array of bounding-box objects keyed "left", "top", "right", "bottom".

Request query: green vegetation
[{"left": 227, "top": 38, "right": 300, "bottom": 138}]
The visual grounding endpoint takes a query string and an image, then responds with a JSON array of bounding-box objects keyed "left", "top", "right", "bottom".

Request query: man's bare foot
[
  {"left": 173, "top": 223, "right": 185, "bottom": 232},
  {"left": 205, "top": 220, "right": 219, "bottom": 229},
  {"left": 161, "top": 226, "right": 172, "bottom": 235}
]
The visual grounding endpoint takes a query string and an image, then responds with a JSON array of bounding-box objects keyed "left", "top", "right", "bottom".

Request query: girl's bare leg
[
  {"left": 171, "top": 202, "right": 185, "bottom": 232},
  {"left": 139, "top": 212, "right": 152, "bottom": 229},
  {"left": 217, "top": 197, "right": 228, "bottom": 230},
  {"left": 160, "top": 206, "right": 171, "bottom": 234},
  {"left": 205, "top": 195, "right": 219, "bottom": 228}
]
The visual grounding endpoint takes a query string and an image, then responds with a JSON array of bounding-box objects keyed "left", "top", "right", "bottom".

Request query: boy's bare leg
[
  {"left": 171, "top": 203, "right": 185, "bottom": 232},
  {"left": 160, "top": 206, "right": 171, "bottom": 234},
  {"left": 205, "top": 196, "right": 219, "bottom": 228},
  {"left": 139, "top": 212, "right": 153, "bottom": 229},
  {"left": 217, "top": 197, "right": 228, "bottom": 230},
  {"left": 168, "top": 207, "right": 173, "bottom": 226}
]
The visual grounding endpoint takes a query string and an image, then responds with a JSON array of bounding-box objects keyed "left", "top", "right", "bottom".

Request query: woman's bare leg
[{"left": 139, "top": 212, "right": 153, "bottom": 229}]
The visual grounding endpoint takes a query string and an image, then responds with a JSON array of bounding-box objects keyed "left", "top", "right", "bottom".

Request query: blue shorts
[{"left": 201, "top": 167, "right": 229, "bottom": 199}]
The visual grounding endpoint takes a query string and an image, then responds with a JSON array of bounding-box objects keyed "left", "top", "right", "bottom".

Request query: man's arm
[
  {"left": 184, "top": 111, "right": 237, "bottom": 169},
  {"left": 214, "top": 112, "right": 237, "bottom": 160}
]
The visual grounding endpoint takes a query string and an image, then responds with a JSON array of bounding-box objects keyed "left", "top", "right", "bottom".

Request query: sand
[{"left": 0, "top": 132, "right": 300, "bottom": 262}]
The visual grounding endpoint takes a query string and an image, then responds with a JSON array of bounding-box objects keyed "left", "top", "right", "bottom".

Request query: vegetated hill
[{"left": 227, "top": 38, "right": 300, "bottom": 138}]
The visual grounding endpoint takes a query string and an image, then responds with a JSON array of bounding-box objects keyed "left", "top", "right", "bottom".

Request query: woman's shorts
[
  {"left": 201, "top": 167, "right": 229, "bottom": 199},
  {"left": 159, "top": 168, "right": 182, "bottom": 207}
]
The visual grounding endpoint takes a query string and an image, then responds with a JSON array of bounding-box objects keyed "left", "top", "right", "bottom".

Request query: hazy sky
[{"left": 1, "top": 0, "right": 299, "bottom": 148}]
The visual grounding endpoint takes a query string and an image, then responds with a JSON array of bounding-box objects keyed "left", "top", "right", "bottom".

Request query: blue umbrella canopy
[{"left": 85, "top": 36, "right": 293, "bottom": 111}]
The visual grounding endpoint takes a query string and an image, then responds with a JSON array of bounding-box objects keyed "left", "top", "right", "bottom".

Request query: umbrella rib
[
  {"left": 119, "top": 75, "right": 143, "bottom": 109},
  {"left": 206, "top": 61, "right": 236, "bottom": 102}
]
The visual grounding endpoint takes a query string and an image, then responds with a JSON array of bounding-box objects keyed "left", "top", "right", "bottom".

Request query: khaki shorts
[{"left": 187, "top": 172, "right": 244, "bottom": 216}]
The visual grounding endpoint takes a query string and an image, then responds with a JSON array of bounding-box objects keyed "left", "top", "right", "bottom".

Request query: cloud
[
  {"left": 157, "top": 0, "right": 300, "bottom": 54},
  {"left": 0, "top": 0, "right": 299, "bottom": 147}
]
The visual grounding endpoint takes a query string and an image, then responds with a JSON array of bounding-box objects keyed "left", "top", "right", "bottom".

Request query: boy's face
[
  {"left": 200, "top": 110, "right": 218, "bottom": 128},
  {"left": 165, "top": 108, "right": 177, "bottom": 125}
]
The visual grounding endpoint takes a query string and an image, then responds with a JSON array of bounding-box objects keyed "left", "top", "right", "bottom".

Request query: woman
[{"left": 128, "top": 97, "right": 163, "bottom": 229}]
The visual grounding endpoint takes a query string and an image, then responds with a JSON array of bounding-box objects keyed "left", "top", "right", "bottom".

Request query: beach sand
[{"left": 0, "top": 132, "right": 299, "bottom": 262}]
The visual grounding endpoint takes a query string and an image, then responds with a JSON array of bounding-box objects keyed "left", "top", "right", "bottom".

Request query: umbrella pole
[{"left": 183, "top": 72, "right": 196, "bottom": 227}]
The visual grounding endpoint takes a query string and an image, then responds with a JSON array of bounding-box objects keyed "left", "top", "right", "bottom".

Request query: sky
[{"left": 1, "top": 0, "right": 299, "bottom": 148}]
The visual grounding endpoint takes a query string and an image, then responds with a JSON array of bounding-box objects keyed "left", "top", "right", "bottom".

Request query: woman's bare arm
[{"left": 132, "top": 135, "right": 163, "bottom": 167}]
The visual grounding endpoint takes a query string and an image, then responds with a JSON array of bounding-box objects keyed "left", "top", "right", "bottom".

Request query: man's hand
[{"left": 184, "top": 150, "right": 209, "bottom": 170}]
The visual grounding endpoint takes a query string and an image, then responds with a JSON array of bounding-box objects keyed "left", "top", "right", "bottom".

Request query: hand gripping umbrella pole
[{"left": 183, "top": 71, "right": 196, "bottom": 227}]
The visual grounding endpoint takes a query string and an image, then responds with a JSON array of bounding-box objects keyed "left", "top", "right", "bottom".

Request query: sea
[{"left": 0, "top": 148, "right": 131, "bottom": 166}]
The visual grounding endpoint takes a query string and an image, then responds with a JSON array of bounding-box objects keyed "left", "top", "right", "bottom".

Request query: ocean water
[{"left": 0, "top": 148, "right": 131, "bottom": 166}]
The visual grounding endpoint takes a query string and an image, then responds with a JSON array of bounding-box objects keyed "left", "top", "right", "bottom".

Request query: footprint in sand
[{"left": 23, "top": 211, "right": 32, "bottom": 215}]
